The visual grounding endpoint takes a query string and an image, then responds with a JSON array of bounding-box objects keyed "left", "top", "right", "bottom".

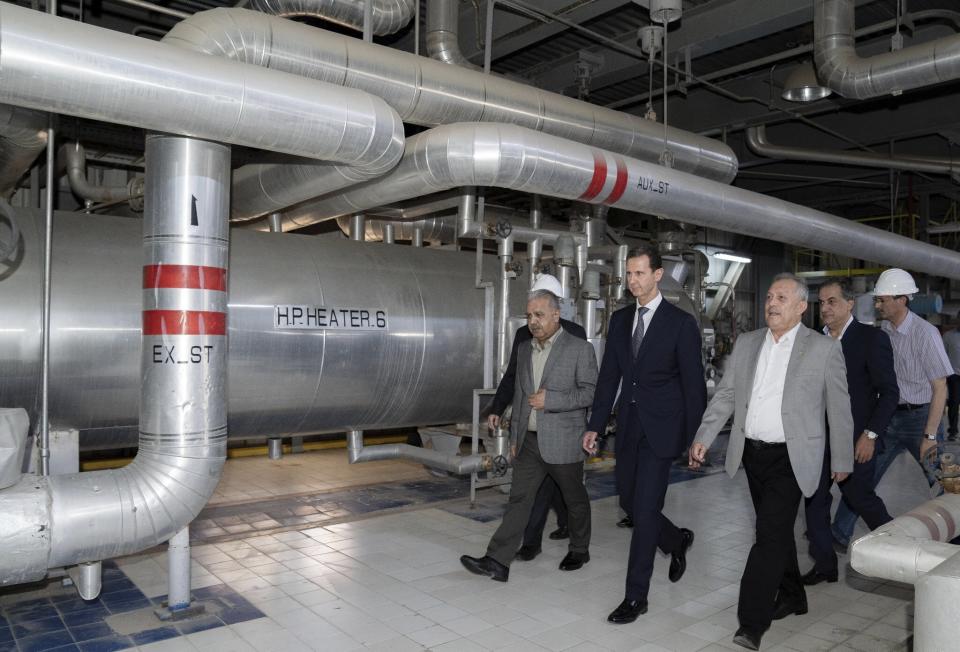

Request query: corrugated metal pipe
[
  {"left": 746, "top": 125, "right": 960, "bottom": 176},
  {"left": 426, "top": 0, "right": 481, "bottom": 70},
  {"left": 61, "top": 142, "right": 135, "bottom": 204},
  {"left": 815, "top": 0, "right": 960, "bottom": 98},
  {"left": 249, "top": 0, "right": 415, "bottom": 36},
  {"left": 163, "top": 8, "right": 738, "bottom": 187},
  {"left": 0, "top": 104, "right": 47, "bottom": 197},
  {"left": 346, "top": 430, "right": 491, "bottom": 475},
  {"left": 281, "top": 122, "right": 960, "bottom": 280}
]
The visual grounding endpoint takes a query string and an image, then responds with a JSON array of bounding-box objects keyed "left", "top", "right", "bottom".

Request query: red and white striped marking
[
  {"left": 578, "top": 152, "right": 629, "bottom": 206},
  {"left": 143, "top": 263, "right": 227, "bottom": 336}
]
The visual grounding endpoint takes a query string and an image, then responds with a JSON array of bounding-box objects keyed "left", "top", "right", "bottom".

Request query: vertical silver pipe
[
  {"left": 496, "top": 234, "right": 513, "bottom": 376},
  {"left": 267, "top": 211, "right": 283, "bottom": 233},
  {"left": 382, "top": 222, "right": 395, "bottom": 244},
  {"left": 363, "top": 0, "right": 373, "bottom": 42},
  {"left": 346, "top": 429, "right": 364, "bottom": 463},
  {"left": 575, "top": 242, "right": 587, "bottom": 286},
  {"left": 483, "top": 0, "right": 495, "bottom": 74},
  {"left": 267, "top": 438, "right": 283, "bottom": 459},
  {"left": 612, "top": 244, "right": 628, "bottom": 303},
  {"left": 167, "top": 526, "right": 191, "bottom": 611},
  {"left": 40, "top": 117, "right": 54, "bottom": 477},
  {"left": 414, "top": 0, "right": 420, "bottom": 55},
  {"left": 412, "top": 226, "right": 424, "bottom": 247},
  {"left": 559, "top": 266, "right": 572, "bottom": 299},
  {"left": 528, "top": 195, "right": 542, "bottom": 288},
  {"left": 457, "top": 189, "right": 477, "bottom": 237},
  {"left": 349, "top": 213, "right": 365, "bottom": 241},
  {"left": 483, "top": 284, "right": 494, "bottom": 389}
]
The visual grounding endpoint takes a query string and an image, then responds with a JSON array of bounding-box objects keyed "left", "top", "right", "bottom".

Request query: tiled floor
[{"left": 0, "top": 441, "right": 945, "bottom": 651}]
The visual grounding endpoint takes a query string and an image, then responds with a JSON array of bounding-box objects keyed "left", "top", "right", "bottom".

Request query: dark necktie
[{"left": 632, "top": 306, "right": 649, "bottom": 358}]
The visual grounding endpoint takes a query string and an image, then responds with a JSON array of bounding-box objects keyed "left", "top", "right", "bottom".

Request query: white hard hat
[
  {"left": 531, "top": 273, "right": 564, "bottom": 298},
  {"left": 872, "top": 268, "right": 919, "bottom": 297}
]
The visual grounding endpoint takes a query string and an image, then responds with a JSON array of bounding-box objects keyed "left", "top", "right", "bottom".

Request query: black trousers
[
  {"left": 616, "top": 427, "right": 682, "bottom": 601},
  {"left": 804, "top": 440, "right": 891, "bottom": 574},
  {"left": 739, "top": 441, "right": 803, "bottom": 633},
  {"left": 948, "top": 374, "right": 960, "bottom": 436},
  {"left": 486, "top": 433, "right": 591, "bottom": 567},
  {"left": 521, "top": 475, "right": 568, "bottom": 547}
]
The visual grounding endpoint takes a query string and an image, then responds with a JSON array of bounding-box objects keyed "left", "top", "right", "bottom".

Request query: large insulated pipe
[
  {"left": 249, "top": 0, "right": 415, "bottom": 36},
  {"left": 426, "top": 0, "right": 482, "bottom": 70},
  {"left": 815, "top": 0, "right": 960, "bottom": 98},
  {"left": 163, "top": 8, "right": 737, "bottom": 184},
  {"left": 0, "top": 135, "right": 229, "bottom": 588},
  {"left": 746, "top": 125, "right": 960, "bottom": 176},
  {"left": 282, "top": 122, "right": 960, "bottom": 280},
  {"left": 0, "top": 3, "right": 402, "bottom": 170},
  {"left": 0, "top": 104, "right": 47, "bottom": 197}
]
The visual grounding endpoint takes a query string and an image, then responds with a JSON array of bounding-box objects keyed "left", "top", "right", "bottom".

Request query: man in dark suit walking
[
  {"left": 462, "top": 288, "right": 597, "bottom": 581},
  {"left": 582, "top": 243, "right": 706, "bottom": 624},
  {"left": 487, "top": 274, "right": 587, "bottom": 559},
  {"left": 801, "top": 279, "right": 897, "bottom": 587}
]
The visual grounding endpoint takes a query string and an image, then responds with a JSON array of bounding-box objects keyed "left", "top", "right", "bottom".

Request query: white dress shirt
[
  {"left": 632, "top": 291, "right": 663, "bottom": 334},
  {"left": 745, "top": 322, "right": 801, "bottom": 443},
  {"left": 822, "top": 315, "right": 853, "bottom": 340}
]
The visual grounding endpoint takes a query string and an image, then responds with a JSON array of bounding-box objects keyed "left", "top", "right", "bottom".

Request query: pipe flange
[
  {"left": 494, "top": 219, "right": 513, "bottom": 239},
  {"left": 127, "top": 177, "right": 145, "bottom": 213},
  {"left": 492, "top": 455, "right": 509, "bottom": 477}
]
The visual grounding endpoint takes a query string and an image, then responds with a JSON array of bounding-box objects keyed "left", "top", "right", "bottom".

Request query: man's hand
[
  {"left": 528, "top": 389, "right": 546, "bottom": 410},
  {"left": 582, "top": 430, "right": 599, "bottom": 455},
  {"left": 486, "top": 414, "right": 500, "bottom": 430},
  {"left": 854, "top": 433, "right": 875, "bottom": 463},
  {"left": 831, "top": 471, "right": 850, "bottom": 483},
  {"left": 688, "top": 443, "right": 708, "bottom": 469},
  {"left": 920, "top": 436, "right": 939, "bottom": 464}
]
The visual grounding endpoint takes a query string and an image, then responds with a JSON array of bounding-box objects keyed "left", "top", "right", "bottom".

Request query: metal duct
[
  {"left": 282, "top": 122, "right": 960, "bottom": 280},
  {"left": 0, "top": 104, "right": 47, "bottom": 197},
  {"left": 0, "top": 3, "right": 404, "bottom": 171},
  {"left": 164, "top": 8, "right": 738, "bottom": 184},
  {"left": 61, "top": 142, "right": 133, "bottom": 204},
  {"left": 335, "top": 214, "right": 459, "bottom": 244},
  {"left": 426, "top": 0, "right": 481, "bottom": 70},
  {"left": 746, "top": 125, "right": 960, "bottom": 175},
  {"left": 815, "top": 0, "right": 960, "bottom": 98},
  {"left": 249, "top": 0, "right": 415, "bottom": 36}
]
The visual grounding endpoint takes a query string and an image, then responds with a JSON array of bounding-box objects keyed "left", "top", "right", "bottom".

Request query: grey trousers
[{"left": 486, "top": 433, "right": 591, "bottom": 566}]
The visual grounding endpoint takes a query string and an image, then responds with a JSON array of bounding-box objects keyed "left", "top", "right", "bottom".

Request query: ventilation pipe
[
  {"left": 249, "top": 0, "right": 415, "bottom": 36},
  {"left": 0, "top": 104, "right": 47, "bottom": 197},
  {"left": 746, "top": 125, "right": 960, "bottom": 176},
  {"left": 164, "top": 8, "right": 738, "bottom": 187},
  {"left": 281, "top": 122, "right": 960, "bottom": 280},
  {"left": 61, "top": 142, "right": 136, "bottom": 204},
  {"left": 347, "top": 430, "right": 491, "bottom": 474},
  {"left": 426, "top": 0, "right": 482, "bottom": 70},
  {"left": 815, "top": 0, "right": 960, "bottom": 98}
]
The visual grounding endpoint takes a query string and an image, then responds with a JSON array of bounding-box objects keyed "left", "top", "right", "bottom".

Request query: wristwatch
[
  {"left": 864, "top": 430, "right": 878, "bottom": 440},
  {"left": 924, "top": 433, "right": 938, "bottom": 441}
]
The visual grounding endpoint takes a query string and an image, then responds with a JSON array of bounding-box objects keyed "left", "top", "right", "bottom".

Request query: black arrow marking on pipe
[{"left": 191, "top": 195, "right": 199, "bottom": 227}]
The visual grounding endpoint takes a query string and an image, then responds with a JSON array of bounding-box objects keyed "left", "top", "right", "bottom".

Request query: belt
[
  {"left": 745, "top": 438, "right": 786, "bottom": 449},
  {"left": 896, "top": 402, "right": 929, "bottom": 411}
]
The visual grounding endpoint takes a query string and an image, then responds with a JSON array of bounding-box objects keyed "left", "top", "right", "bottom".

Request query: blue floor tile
[
  {"left": 60, "top": 606, "right": 109, "bottom": 628},
  {"left": 129, "top": 626, "right": 178, "bottom": 646},
  {"left": 68, "top": 621, "right": 114, "bottom": 643},
  {"left": 7, "top": 605, "right": 59, "bottom": 624},
  {"left": 12, "top": 614, "right": 66, "bottom": 639},
  {"left": 102, "top": 598, "right": 151, "bottom": 615},
  {"left": 5, "top": 598, "right": 51, "bottom": 614},
  {"left": 0, "top": 643, "right": 14, "bottom": 652},
  {"left": 46, "top": 646, "right": 80, "bottom": 652},
  {"left": 0, "top": 626, "right": 11, "bottom": 643},
  {"left": 174, "top": 614, "right": 223, "bottom": 636},
  {"left": 97, "top": 588, "right": 140, "bottom": 605},
  {"left": 52, "top": 597, "right": 101, "bottom": 614},
  {"left": 76, "top": 634, "right": 133, "bottom": 652},
  {"left": 17, "top": 629, "right": 75, "bottom": 652},
  {"left": 218, "top": 604, "right": 264, "bottom": 625}
]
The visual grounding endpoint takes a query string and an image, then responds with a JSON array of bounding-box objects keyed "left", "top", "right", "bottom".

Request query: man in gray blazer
[
  {"left": 689, "top": 273, "right": 853, "bottom": 651},
  {"left": 461, "top": 289, "right": 598, "bottom": 582}
]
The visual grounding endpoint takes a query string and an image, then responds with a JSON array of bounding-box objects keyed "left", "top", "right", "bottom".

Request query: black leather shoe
[
  {"left": 559, "top": 551, "right": 589, "bottom": 571},
  {"left": 515, "top": 545, "right": 541, "bottom": 561},
  {"left": 548, "top": 526, "right": 569, "bottom": 540},
  {"left": 616, "top": 516, "right": 634, "bottom": 528},
  {"left": 607, "top": 598, "right": 647, "bottom": 624},
  {"left": 460, "top": 555, "right": 509, "bottom": 582},
  {"left": 772, "top": 592, "right": 808, "bottom": 620},
  {"left": 801, "top": 568, "right": 838, "bottom": 585},
  {"left": 732, "top": 627, "right": 762, "bottom": 650},
  {"left": 668, "top": 528, "right": 694, "bottom": 583}
]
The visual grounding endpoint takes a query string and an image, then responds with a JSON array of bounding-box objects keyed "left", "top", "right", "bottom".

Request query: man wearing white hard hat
[{"left": 832, "top": 268, "right": 953, "bottom": 549}]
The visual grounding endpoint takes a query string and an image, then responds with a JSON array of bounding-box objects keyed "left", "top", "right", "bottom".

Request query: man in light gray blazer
[
  {"left": 461, "top": 289, "right": 597, "bottom": 582},
  {"left": 689, "top": 273, "right": 853, "bottom": 651}
]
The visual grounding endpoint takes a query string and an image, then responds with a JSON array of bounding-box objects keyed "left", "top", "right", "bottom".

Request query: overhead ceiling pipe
[
  {"left": 746, "top": 125, "right": 960, "bottom": 176},
  {"left": 815, "top": 0, "right": 960, "bottom": 99},
  {"left": 164, "top": 8, "right": 738, "bottom": 185},
  {"left": 61, "top": 142, "right": 135, "bottom": 204},
  {"left": 281, "top": 122, "right": 960, "bottom": 280},
  {"left": 249, "top": 0, "right": 415, "bottom": 36},
  {"left": 0, "top": 4, "right": 404, "bottom": 175},
  {"left": 425, "top": 0, "right": 482, "bottom": 70},
  {"left": 0, "top": 104, "right": 47, "bottom": 197}
]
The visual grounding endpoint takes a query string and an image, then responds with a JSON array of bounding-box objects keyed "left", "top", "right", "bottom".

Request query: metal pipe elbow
[{"left": 61, "top": 142, "right": 132, "bottom": 203}]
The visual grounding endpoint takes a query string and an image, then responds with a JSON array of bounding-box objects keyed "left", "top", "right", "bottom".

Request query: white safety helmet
[
  {"left": 531, "top": 273, "right": 564, "bottom": 298},
  {"left": 872, "top": 268, "right": 919, "bottom": 298}
]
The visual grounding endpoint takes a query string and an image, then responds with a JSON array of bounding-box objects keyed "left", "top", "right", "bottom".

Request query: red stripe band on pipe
[
  {"left": 603, "top": 157, "right": 628, "bottom": 205},
  {"left": 143, "top": 264, "right": 227, "bottom": 292},
  {"left": 904, "top": 510, "right": 940, "bottom": 540},
  {"left": 143, "top": 310, "right": 226, "bottom": 336},
  {"left": 579, "top": 152, "right": 608, "bottom": 200},
  {"left": 931, "top": 505, "right": 956, "bottom": 541}
]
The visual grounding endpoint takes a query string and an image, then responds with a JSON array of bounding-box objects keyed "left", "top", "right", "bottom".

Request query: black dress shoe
[
  {"left": 668, "top": 528, "right": 694, "bottom": 583},
  {"left": 459, "top": 555, "right": 509, "bottom": 582},
  {"left": 772, "top": 592, "right": 808, "bottom": 620},
  {"left": 607, "top": 598, "right": 647, "bottom": 624},
  {"left": 515, "top": 545, "right": 541, "bottom": 561},
  {"left": 732, "top": 627, "right": 763, "bottom": 650},
  {"left": 801, "top": 567, "right": 838, "bottom": 585},
  {"left": 558, "top": 551, "right": 589, "bottom": 571},
  {"left": 616, "top": 516, "right": 634, "bottom": 528},
  {"left": 548, "top": 526, "right": 569, "bottom": 540}
]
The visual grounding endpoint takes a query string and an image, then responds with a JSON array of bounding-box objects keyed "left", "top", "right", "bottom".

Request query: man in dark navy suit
[
  {"left": 582, "top": 244, "right": 706, "bottom": 624},
  {"left": 488, "top": 274, "right": 587, "bottom": 560},
  {"left": 797, "top": 280, "right": 897, "bottom": 592}
]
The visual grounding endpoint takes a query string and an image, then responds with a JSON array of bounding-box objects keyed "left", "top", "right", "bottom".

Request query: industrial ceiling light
[
  {"left": 782, "top": 61, "right": 832, "bottom": 102},
  {"left": 713, "top": 252, "right": 752, "bottom": 264}
]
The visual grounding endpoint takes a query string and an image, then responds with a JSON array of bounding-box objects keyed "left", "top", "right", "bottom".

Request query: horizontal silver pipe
[
  {"left": 426, "top": 0, "right": 481, "bottom": 70},
  {"left": 0, "top": 4, "right": 403, "bottom": 168},
  {"left": 815, "top": 0, "right": 960, "bottom": 98},
  {"left": 164, "top": 8, "right": 737, "bottom": 183},
  {"left": 250, "top": 0, "right": 415, "bottom": 36},
  {"left": 61, "top": 142, "right": 132, "bottom": 203},
  {"left": 0, "top": 104, "right": 47, "bottom": 197},
  {"left": 283, "top": 122, "right": 960, "bottom": 279},
  {"left": 335, "top": 214, "right": 460, "bottom": 243},
  {"left": 346, "top": 430, "right": 490, "bottom": 474},
  {"left": 746, "top": 126, "right": 960, "bottom": 175},
  {"left": 113, "top": 0, "right": 189, "bottom": 19}
]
